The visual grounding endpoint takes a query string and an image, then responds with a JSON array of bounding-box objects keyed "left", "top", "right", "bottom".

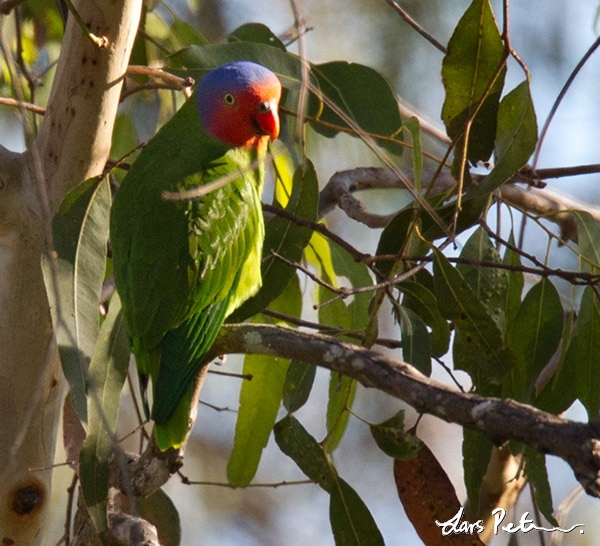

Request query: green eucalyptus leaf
[
  {"left": 457, "top": 226, "right": 509, "bottom": 331},
  {"left": 42, "top": 176, "right": 111, "bottom": 424},
  {"left": 573, "top": 211, "right": 600, "bottom": 272},
  {"left": 508, "top": 279, "right": 563, "bottom": 401},
  {"left": 395, "top": 304, "right": 431, "bottom": 376},
  {"left": 330, "top": 478, "right": 385, "bottom": 546},
  {"left": 79, "top": 295, "right": 129, "bottom": 533},
  {"left": 228, "top": 23, "right": 286, "bottom": 50},
  {"left": 398, "top": 281, "right": 450, "bottom": 357},
  {"left": 283, "top": 360, "right": 316, "bottom": 413},
  {"left": 169, "top": 42, "right": 303, "bottom": 91},
  {"left": 468, "top": 81, "right": 538, "bottom": 198},
  {"left": 433, "top": 249, "right": 507, "bottom": 388},
  {"left": 369, "top": 411, "right": 421, "bottom": 460},
  {"left": 441, "top": 0, "right": 506, "bottom": 165},
  {"left": 309, "top": 61, "right": 404, "bottom": 156},
  {"left": 525, "top": 447, "right": 557, "bottom": 526},
  {"left": 503, "top": 231, "right": 524, "bottom": 324},
  {"left": 462, "top": 429, "right": 493, "bottom": 514},
  {"left": 131, "top": 489, "right": 181, "bottom": 546},
  {"left": 227, "top": 353, "right": 289, "bottom": 486},
  {"left": 564, "top": 286, "right": 600, "bottom": 417},
  {"left": 324, "top": 373, "right": 356, "bottom": 454},
  {"left": 274, "top": 415, "right": 336, "bottom": 492}
]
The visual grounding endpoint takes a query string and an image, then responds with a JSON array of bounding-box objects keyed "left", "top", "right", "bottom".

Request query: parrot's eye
[
  {"left": 223, "top": 93, "right": 237, "bottom": 106},
  {"left": 257, "top": 101, "right": 272, "bottom": 113}
]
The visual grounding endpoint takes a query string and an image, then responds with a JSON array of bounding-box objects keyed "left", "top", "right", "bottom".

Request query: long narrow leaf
[
  {"left": 441, "top": 0, "right": 506, "bottom": 164},
  {"left": 330, "top": 477, "right": 385, "bottom": 546},
  {"left": 79, "top": 295, "right": 129, "bottom": 532},
  {"left": 42, "top": 176, "right": 111, "bottom": 423}
]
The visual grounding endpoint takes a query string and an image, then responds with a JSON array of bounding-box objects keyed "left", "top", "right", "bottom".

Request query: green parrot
[{"left": 110, "top": 61, "right": 282, "bottom": 450}]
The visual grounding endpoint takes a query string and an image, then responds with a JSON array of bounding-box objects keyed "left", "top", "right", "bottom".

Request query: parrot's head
[{"left": 197, "top": 61, "right": 282, "bottom": 148}]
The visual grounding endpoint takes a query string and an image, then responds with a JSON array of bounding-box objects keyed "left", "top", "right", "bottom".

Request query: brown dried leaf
[{"left": 394, "top": 438, "right": 485, "bottom": 546}]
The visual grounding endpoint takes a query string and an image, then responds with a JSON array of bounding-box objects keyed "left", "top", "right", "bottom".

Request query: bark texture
[{"left": 0, "top": 2, "right": 141, "bottom": 543}]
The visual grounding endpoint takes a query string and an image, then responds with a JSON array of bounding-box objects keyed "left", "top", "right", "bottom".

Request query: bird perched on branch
[{"left": 111, "top": 61, "right": 282, "bottom": 450}]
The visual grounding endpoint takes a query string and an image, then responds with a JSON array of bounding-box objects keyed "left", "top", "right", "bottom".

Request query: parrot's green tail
[{"left": 151, "top": 298, "right": 230, "bottom": 450}]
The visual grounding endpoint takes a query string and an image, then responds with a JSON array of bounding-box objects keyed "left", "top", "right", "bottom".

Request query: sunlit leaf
[
  {"left": 324, "top": 373, "right": 356, "bottom": 454},
  {"left": 227, "top": 353, "right": 288, "bottom": 486},
  {"left": 404, "top": 117, "right": 423, "bottom": 192}
]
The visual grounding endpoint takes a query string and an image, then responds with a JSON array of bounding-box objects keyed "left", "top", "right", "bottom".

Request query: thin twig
[
  {"left": 370, "top": 252, "right": 600, "bottom": 286},
  {"left": 533, "top": 34, "right": 600, "bottom": 168},
  {"left": 0, "top": 96, "right": 46, "bottom": 115},
  {"left": 262, "top": 202, "right": 369, "bottom": 263},
  {"left": 182, "top": 478, "right": 313, "bottom": 488},
  {"left": 62, "top": 0, "right": 109, "bottom": 48},
  {"left": 270, "top": 250, "right": 350, "bottom": 296},
  {"left": 207, "top": 369, "right": 253, "bottom": 380},
  {"left": 384, "top": 0, "right": 447, "bottom": 53},
  {"left": 262, "top": 308, "right": 404, "bottom": 349},
  {"left": 126, "top": 65, "right": 195, "bottom": 87}
]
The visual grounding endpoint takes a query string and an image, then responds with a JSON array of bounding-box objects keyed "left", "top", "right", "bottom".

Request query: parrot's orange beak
[{"left": 254, "top": 98, "right": 280, "bottom": 141}]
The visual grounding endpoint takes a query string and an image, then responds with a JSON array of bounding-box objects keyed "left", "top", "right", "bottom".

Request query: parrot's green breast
[{"left": 110, "top": 93, "right": 267, "bottom": 448}]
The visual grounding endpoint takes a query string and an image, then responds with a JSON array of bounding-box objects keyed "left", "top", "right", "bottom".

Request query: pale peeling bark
[{"left": 0, "top": 2, "right": 141, "bottom": 543}]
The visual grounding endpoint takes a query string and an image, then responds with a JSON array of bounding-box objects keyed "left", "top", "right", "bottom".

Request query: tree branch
[
  {"left": 33, "top": 0, "right": 142, "bottom": 213},
  {"left": 318, "top": 167, "right": 600, "bottom": 241},
  {"left": 0, "top": 2, "right": 142, "bottom": 544},
  {"left": 210, "top": 323, "right": 600, "bottom": 498}
]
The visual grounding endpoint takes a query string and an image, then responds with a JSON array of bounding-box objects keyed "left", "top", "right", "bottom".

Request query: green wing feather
[{"left": 111, "top": 92, "right": 266, "bottom": 450}]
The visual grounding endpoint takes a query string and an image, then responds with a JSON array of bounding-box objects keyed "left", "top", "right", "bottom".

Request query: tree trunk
[{"left": 0, "top": 2, "right": 141, "bottom": 543}]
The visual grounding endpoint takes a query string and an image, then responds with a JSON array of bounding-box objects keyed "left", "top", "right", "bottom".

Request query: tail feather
[
  {"left": 154, "top": 385, "right": 194, "bottom": 450},
  {"left": 150, "top": 298, "right": 230, "bottom": 437}
]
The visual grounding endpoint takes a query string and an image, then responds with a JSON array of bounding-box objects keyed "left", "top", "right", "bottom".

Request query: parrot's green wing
[{"left": 111, "top": 94, "right": 266, "bottom": 449}]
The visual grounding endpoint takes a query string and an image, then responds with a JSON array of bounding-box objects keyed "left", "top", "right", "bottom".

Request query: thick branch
[
  {"left": 212, "top": 324, "right": 600, "bottom": 497},
  {"left": 319, "top": 167, "right": 600, "bottom": 241}
]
